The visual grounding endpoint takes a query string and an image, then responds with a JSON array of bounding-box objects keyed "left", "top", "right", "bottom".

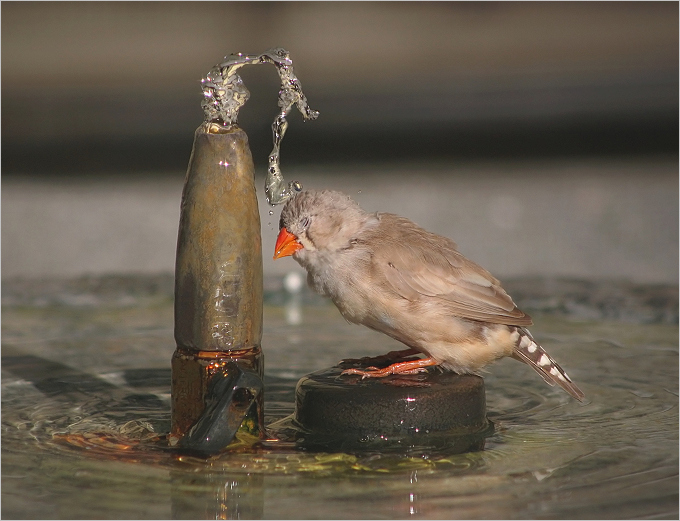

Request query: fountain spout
[
  {"left": 170, "top": 48, "right": 317, "bottom": 454},
  {"left": 170, "top": 122, "right": 264, "bottom": 454}
]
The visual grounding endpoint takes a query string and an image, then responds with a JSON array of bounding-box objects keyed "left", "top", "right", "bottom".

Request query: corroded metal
[
  {"left": 170, "top": 346, "right": 263, "bottom": 447},
  {"left": 174, "top": 123, "right": 263, "bottom": 353},
  {"left": 171, "top": 123, "right": 264, "bottom": 448}
]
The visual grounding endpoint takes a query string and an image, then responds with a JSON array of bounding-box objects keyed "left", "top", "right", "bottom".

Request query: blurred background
[{"left": 2, "top": 1, "right": 678, "bottom": 283}]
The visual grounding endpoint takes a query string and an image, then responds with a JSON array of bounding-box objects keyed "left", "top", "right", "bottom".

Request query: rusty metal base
[{"left": 169, "top": 346, "right": 263, "bottom": 449}]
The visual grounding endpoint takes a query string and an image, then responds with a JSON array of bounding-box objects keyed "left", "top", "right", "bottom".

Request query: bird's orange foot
[{"left": 341, "top": 357, "right": 439, "bottom": 378}]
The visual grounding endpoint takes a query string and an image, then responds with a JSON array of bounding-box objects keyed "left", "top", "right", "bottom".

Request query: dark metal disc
[{"left": 293, "top": 365, "right": 490, "bottom": 452}]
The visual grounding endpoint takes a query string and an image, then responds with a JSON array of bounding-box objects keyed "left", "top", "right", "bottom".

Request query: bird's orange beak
[{"left": 273, "top": 227, "right": 303, "bottom": 259}]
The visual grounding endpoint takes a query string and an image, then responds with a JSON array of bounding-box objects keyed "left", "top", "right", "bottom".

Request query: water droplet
[
  {"left": 201, "top": 48, "right": 317, "bottom": 206},
  {"left": 268, "top": 210, "right": 274, "bottom": 216},
  {"left": 357, "top": 190, "right": 362, "bottom": 194}
]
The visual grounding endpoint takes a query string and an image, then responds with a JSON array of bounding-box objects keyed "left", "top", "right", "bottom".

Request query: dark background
[
  {"left": 2, "top": 2, "right": 678, "bottom": 283},
  {"left": 3, "top": 1, "right": 678, "bottom": 174}
]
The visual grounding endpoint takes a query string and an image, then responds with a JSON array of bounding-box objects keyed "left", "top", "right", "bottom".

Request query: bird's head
[{"left": 273, "top": 190, "right": 372, "bottom": 260}]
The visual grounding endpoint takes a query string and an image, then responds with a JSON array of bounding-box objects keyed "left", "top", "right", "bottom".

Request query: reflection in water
[
  {"left": 170, "top": 471, "right": 264, "bottom": 520},
  {"left": 1, "top": 276, "right": 678, "bottom": 519}
]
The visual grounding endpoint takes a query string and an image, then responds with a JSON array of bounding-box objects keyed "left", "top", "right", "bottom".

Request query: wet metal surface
[
  {"left": 169, "top": 347, "right": 263, "bottom": 448},
  {"left": 288, "top": 366, "right": 489, "bottom": 453},
  {"left": 174, "top": 126, "right": 263, "bottom": 353},
  {"left": 171, "top": 124, "right": 264, "bottom": 447}
]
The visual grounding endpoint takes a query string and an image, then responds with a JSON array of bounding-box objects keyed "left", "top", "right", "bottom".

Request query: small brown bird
[{"left": 274, "top": 189, "right": 584, "bottom": 401}]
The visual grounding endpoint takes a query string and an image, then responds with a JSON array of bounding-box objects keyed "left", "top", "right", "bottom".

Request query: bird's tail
[{"left": 511, "top": 327, "right": 585, "bottom": 402}]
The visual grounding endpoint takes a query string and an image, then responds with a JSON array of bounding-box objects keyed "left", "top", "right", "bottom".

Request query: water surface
[{"left": 2, "top": 275, "right": 677, "bottom": 519}]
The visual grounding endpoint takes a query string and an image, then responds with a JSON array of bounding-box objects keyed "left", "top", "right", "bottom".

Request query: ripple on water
[{"left": 1, "top": 280, "right": 677, "bottom": 519}]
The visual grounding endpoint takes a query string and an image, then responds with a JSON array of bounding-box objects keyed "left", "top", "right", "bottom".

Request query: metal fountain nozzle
[{"left": 170, "top": 48, "right": 318, "bottom": 454}]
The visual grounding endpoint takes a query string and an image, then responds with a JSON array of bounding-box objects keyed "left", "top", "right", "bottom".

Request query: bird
[{"left": 273, "top": 189, "right": 584, "bottom": 401}]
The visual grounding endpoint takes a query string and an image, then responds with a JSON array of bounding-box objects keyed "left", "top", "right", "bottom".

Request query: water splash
[{"left": 200, "top": 48, "right": 319, "bottom": 205}]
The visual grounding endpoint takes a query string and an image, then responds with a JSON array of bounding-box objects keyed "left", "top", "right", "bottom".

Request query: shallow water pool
[{"left": 2, "top": 275, "right": 677, "bottom": 519}]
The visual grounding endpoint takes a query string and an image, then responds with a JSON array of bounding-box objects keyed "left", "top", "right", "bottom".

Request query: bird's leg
[
  {"left": 340, "top": 348, "right": 420, "bottom": 367},
  {"left": 341, "top": 357, "right": 439, "bottom": 378}
]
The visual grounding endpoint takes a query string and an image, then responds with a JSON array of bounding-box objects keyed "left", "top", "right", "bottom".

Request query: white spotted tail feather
[{"left": 512, "top": 328, "right": 585, "bottom": 402}]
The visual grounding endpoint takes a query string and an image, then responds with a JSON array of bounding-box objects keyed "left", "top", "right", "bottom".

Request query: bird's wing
[{"left": 370, "top": 214, "right": 533, "bottom": 326}]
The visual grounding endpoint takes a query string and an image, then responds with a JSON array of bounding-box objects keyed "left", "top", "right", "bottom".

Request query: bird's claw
[
  {"left": 340, "top": 366, "right": 383, "bottom": 378},
  {"left": 340, "top": 366, "right": 393, "bottom": 378},
  {"left": 340, "top": 362, "right": 432, "bottom": 379}
]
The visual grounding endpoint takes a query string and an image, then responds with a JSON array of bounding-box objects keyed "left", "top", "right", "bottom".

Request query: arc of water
[{"left": 201, "top": 48, "right": 319, "bottom": 205}]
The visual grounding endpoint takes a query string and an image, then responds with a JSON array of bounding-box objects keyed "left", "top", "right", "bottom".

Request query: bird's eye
[{"left": 300, "top": 216, "right": 311, "bottom": 229}]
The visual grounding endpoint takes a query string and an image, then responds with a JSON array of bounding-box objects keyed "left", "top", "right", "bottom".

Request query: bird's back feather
[{"left": 366, "top": 213, "right": 533, "bottom": 326}]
